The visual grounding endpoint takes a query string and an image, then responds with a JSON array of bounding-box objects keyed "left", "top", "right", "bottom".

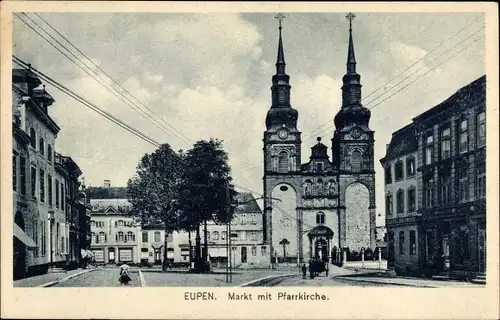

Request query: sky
[{"left": 13, "top": 12, "right": 485, "bottom": 226}]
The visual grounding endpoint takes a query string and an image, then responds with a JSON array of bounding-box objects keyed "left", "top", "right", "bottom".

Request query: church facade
[{"left": 263, "top": 15, "right": 376, "bottom": 265}]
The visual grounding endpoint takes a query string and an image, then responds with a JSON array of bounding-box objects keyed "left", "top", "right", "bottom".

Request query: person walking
[
  {"left": 301, "top": 264, "right": 307, "bottom": 279},
  {"left": 119, "top": 263, "right": 131, "bottom": 285}
]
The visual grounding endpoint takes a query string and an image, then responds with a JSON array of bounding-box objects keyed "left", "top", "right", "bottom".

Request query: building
[
  {"left": 414, "top": 75, "right": 486, "bottom": 279},
  {"left": 12, "top": 66, "right": 89, "bottom": 279},
  {"left": 263, "top": 16, "right": 376, "bottom": 266},
  {"left": 87, "top": 183, "right": 141, "bottom": 264},
  {"left": 203, "top": 192, "right": 270, "bottom": 268},
  {"left": 380, "top": 123, "right": 419, "bottom": 274},
  {"left": 380, "top": 75, "right": 486, "bottom": 278}
]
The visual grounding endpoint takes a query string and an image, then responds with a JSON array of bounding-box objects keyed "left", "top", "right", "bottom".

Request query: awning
[
  {"left": 81, "top": 249, "right": 93, "bottom": 258},
  {"left": 13, "top": 223, "right": 37, "bottom": 248},
  {"left": 208, "top": 247, "right": 228, "bottom": 258}
]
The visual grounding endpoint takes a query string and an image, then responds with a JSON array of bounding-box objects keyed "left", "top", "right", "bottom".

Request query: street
[{"left": 53, "top": 268, "right": 140, "bottom": 287}]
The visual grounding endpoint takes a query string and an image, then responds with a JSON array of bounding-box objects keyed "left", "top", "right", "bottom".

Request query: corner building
[{"left": 263, "top": 18, "right": 376, "bottom": 266}]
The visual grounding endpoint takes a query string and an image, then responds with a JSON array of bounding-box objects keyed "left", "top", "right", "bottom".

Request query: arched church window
[
  {"left": 351, "top": 150, "right": 363, "bottom": 172},
  {"left": 278, "top": 151, "right": 288, "bottom": 173},
  {"left": 316, "top": 212, "right": 325, "bottom": 224}
]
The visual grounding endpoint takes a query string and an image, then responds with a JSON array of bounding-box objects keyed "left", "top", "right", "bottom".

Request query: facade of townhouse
[
  {"left": 415, "top": 75, "right": 486, "bottom": 279},
  {"left": 12, "top": 67, "right": 89, "bottom": 279},
  {"left": 380, "top": 123, "right": 420, "bottom": 274},
  {"left": 380, "top": 75, "right": 486, "bottom": 279}
]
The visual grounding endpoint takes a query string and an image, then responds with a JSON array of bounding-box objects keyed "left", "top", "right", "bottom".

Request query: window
[
  {"left": 40, "top": 221, "right": 46, "bottom": 256},
  {"left": 30, "top": 166, "right": 36, "bottom": 198},
  {"left": 476, "top": 112, "right": 486, "bottom": 147},
  {"left": 30, "top": 128, "right": 36, "bottom": 148},
  {"left": 316, "top": 162, "right": 324, "bottom": 172},
  {"left": 385, "top": 193, "right": 393, "bottom": 216},
  {"left": 406, "top": 157, "right": 415, "bottom": 177},
  {"left": 91, "top": 232, "right": 96, "bottom": 244},
  {"left": 250, "top": 231, "right": 258, "bottom": 241},
  {"left": 261, "top": 246, "right": 267, "bottom": 256},
  {"left": 410, "top": 230, "right": 417, "bottom": 255},
  {"left": 252, "top": 246, "right": 257, "bottom": 256},
  {"left": 33, "top": 222, "right": 39, "bottom": 257},
  {"left": 213, "top": 231, "right": 219, "bottom": 240},
  {"left": 240, "top": 231, "right": 246, "bottom": 241},
  {"left": 39, "top": 138, "right": 45, "bottom": 156},
  {"left": 20, "top": 156, "right": 26, "bottom": 195},
  {"left": 440, "top": 127, "right": 451, "bottom": 160},
  {"left": 48, "top": 174, "right": 52, "bottom": 206},
  {"left": 350, "top": 150, "right": 362, "bottom": 172},
  {"left": 458, "top": 119, "right": 468, "bottom": 154},
  {"left": 476, "top": 163, "right": 486, "bottom": 199},
  {"left": 278, "top": 151, "right": 288, "bottom": 173},
  {"left": 99, "top": 232, "right": 106, "bottom": 243},
  {"left": 13, "top": 154, "right": 17, "bottom": 191},
  {"left": 47, "top": 144, "right": 52, "bottom": 162},
  {"left": 250, "top": 214, "right": 257, "bottom": 225},
  {"left": 126, "top": 231, "right": 134, "bottom": 242},
  {"left": 316, "top": 212, "right": 325, "bottom": 224},
  {"left": 55, "top": 180, "right": 60, "bottom": 208},
  {"left": 39, "top": 169, "right": 45, "bottom": 203},
  {"left": 154, "top": 231, "right": 161, "bottom": 242},
  {"left": 439, "top": 170, "right": 451, "bottom": 205},
  {"left": 424, "top": 177, "right": 434, "bottom": 208},
  {"left": 458, "top": 167, "right": 469, "bottom": 202},
  {"left": 221, "top": 231, "right": 227, "bottom": 240},
  {"left": 396, "top": 190, "right": 404, "bottom": 214},
  {"left": 394, "top": 161, "right": 404, "bottom": 181},
  {"left": 385, "top": 167, "right": 392, "bottom": 184},
  {"left": 61, "top": 183, "right": 65, "bottom": 208},
  {"left": 117, "top": 231, "right": 124, "bottom": 242},
  {"left": 241, "top": 215, "right": 247, "bottom": 225},
  {"left": 407, "top": 187, "right": 416, "bottom": 212},
  {"left": 425, "top": 134, "right": 433, "bottom": 165},
  {"left": 142, "top": 231, "right": 148, "bottom": 243},
  {"left": 399, "top": 231, "right": 405, "bottom": 255}
]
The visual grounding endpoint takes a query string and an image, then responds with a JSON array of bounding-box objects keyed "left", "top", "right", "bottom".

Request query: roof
[
  {"left": 413, "top": 75, "right": 486, "bottom": 123},
  {"left": 381, "top": 123, "right": 417, "bottom": 163},
  {"left": 12, "top": 68, "right": 42, "bottom": 86},
  {"left": 234, "top": 192, "right": 261, "bottom": 213},
  {"left": 86, "top": 186, "right": 127, "bottom": 199},
  {"left": 90, "top": 198, "right": 131, "bottom": 213}
]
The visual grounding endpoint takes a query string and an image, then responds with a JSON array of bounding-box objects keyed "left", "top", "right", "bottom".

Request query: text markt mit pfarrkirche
[{"left": 227, "top": 292, "right": 329, "bottom": 301}]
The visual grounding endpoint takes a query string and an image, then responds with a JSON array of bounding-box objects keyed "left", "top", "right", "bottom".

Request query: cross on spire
[
  {"left": 275, "top": 12, "right": 286, "bottom": 29},
  {"left": 346, "top": 12, "right": 355, "bottom": 31}
]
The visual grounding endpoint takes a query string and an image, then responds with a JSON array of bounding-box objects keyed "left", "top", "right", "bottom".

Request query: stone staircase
[
  {"left": 431, "top": 272, "right": 452, "bottom": 281},
  {"left": 471, "top": 273, "right": 486, "bottom": 285}
]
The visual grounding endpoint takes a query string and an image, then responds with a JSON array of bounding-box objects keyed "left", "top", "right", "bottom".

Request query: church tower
[
  {"left": 332, "top": 13, "right": 377, "bottom": 251},
  {"left": 263, "top": 14, "right": 302, "bottom": 263}
]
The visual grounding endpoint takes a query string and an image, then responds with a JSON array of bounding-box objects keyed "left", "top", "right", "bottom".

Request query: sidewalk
[
  {"left": 14, "top": 268, "right": 94, "bottom": 287},
  {"left": 334, "top": 274, "right": 484, "bottom": 288}
]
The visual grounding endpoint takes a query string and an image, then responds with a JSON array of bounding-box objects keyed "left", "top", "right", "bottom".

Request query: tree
[
  {"left": 127, "top": 144, "right": 184, "bottom": 271},
  {"left": 280, "top": 238, "right": 290, "bottom": 262},
  {"left": 176, "top": 139, "right": 231, "bottom": 272}
]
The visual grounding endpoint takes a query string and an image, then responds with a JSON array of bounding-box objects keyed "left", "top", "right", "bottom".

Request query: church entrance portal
[{"left": 307, "top": 225, "right": 334, "bottom": 263}]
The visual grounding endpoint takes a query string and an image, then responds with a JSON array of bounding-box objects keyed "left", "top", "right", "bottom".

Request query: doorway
[
  {"left": 314, "top": 238, "right": 328, "bottom": 262},
  {"left": 442, "top": 235, "right": 450, "bottom": 271},
  {"left": 478, "top": 228, "right": 486, "bottom": 273},
  {"left": 241, "top": 246, "right": 247, "bottom": 263},
  {"left": 108, "top": 248, "right": 115, "bottom": 264},
  {"left": 13, "top": 212, "right": 26, "bottom": 280}
]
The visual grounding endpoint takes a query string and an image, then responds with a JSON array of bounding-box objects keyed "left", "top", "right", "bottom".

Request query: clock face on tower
[{"left": 277, "top": 129, "right": 288, "bottom": 140}]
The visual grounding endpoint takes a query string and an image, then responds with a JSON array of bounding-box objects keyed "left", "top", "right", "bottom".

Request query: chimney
[{"left": 103, "top": 180, "right": 111, "bottom": 188}]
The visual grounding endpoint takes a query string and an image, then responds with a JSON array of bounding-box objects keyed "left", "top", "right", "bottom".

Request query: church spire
[
  {"left": 276, "top": 13, "right": 286, "bottom": 74},
  {"left": 265, "top": 13, "right": 298, "bottom": 130},
  {"left": 346, "top": 12, "right": 357, "bottom": 73},
  {"left": 334, "top": 12, "right": 371, "bottom": 129}
]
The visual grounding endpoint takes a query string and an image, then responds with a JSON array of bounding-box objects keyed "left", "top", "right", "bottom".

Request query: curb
[
  {"left": 240, "top": 274, "right": 297, "bottom": 287},
  {"left": 37, "top": 269, "right": 96, "bottom": 288},
  {"left": 138, "top": 270, "right": 147, "bottom": 287},
  {"left": 334, "top": 276, "right": 435, "bottom": 288}
]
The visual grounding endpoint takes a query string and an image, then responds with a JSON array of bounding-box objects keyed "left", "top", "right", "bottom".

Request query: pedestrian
[
  {"left": 301, "top": 264, "right": 307, "bottom": 279},
  {"left": 119, "top": 263, "right": 131, "bottom": 285}
]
